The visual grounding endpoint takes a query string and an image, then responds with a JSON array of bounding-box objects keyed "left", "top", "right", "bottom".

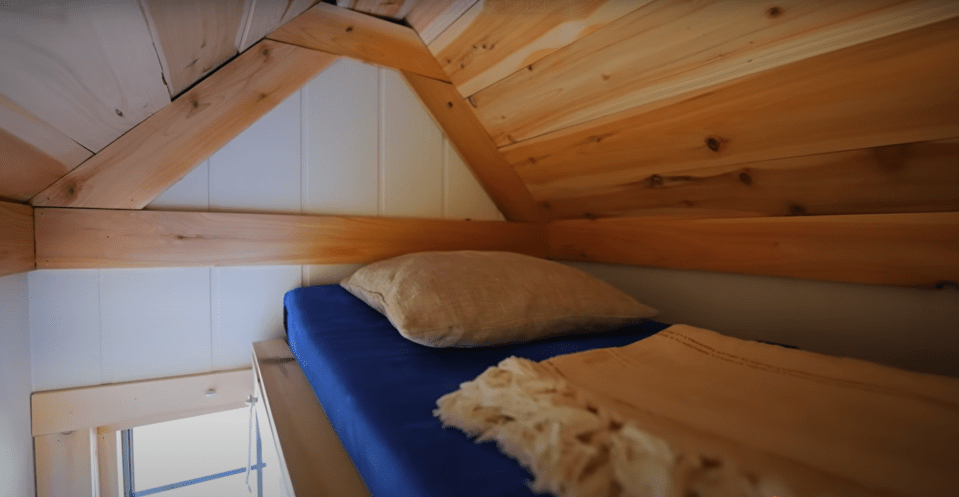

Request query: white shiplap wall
[
  {"left": 0, "top": 272, "right": 34, "bottom": 497},
  {"left": 29, "top": 59, "right": 503, "bottom": 390}
]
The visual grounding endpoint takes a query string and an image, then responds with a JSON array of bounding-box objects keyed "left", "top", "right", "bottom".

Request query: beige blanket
[{"left": 435, "top": 325, "right": 959, "bottom": 497}]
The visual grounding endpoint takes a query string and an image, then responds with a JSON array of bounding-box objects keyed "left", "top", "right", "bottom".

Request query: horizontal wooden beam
[
  {"left": 31, "top": 40, "right": 338, "bottom": 209},
  {"left": 0, "top": 200, "right": 34, "bottom": 277},
  {"left": 31, "top": 369, "right": 251, "bottom": 436},
  {"left": 548, "top": 213, "right": 959, "bottom": 287},
  {"left": 34, "top": 209, "right": 547, "bottom": 269},
  {"left": 268, "top": 2, "right": 449, "bottom": 81},
  {"left": 401, "top": 71, "right": 549, "bottom": 222}
]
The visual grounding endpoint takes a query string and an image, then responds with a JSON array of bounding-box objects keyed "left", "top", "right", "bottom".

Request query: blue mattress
[{"left": 284, "top": 285, "right": 670, "bottom": 497}]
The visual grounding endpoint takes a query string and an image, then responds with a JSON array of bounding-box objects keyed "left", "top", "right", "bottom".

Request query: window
[{"left": 119, "top": 407, "right": 283, "bottom": 496}]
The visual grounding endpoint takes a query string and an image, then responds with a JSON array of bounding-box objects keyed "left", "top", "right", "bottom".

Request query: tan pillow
[{"left": 340, "top": 251, "right": 657, "bottom": 347}]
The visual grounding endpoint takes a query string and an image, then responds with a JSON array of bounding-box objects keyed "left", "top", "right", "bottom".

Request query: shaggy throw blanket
[{"left": 435, "top": 325, "right": 959, "bottom": 497}]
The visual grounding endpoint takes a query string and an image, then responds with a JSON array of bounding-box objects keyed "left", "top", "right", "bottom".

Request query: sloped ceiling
[{"left": 2, "top": 0, "right": 958, "bottom": 286}]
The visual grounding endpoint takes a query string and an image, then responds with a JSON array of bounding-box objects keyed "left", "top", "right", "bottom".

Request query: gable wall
[{"left": 29, "top": 59, "right": 503, "bottom": 391}]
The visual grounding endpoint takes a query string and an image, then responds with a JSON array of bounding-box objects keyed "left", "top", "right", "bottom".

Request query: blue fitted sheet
[{"left": 284, "top": 285, "right": 670, "bottom": 497}]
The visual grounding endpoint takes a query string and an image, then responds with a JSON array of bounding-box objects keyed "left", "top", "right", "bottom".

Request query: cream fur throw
[{"left": 436, "top": 325, "right": 959, "bottom": 497}]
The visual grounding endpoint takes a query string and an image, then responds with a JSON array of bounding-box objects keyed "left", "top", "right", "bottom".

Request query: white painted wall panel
[
  {"left": 0, "top": 273, "right": 35, "bottom": 497},
  {"left": 146, "top": 160, "right": 210, "bottom": 211},
  {"left": 381, "top": 68, "right": 444, "bottom": 218},
  {"left": 29, "top": 270, "right": 101, "bottom": 391},
  {"left": 443, "top": 140, "right": 504, "bottom": 221},
  {"left": 99, "top": 268, "right": 212, "bottom": 383},
  {"left": 566, "top": 262, "right": 959, "bottom": 378},
  {"left": 302, "top": 58, "right": 380, "bottom": 216},
  {"left": 30, "top": 61, "right": 506, "bottom": 396},
  {"left": 209, "top": 92, "right": 302, "bottom": 214},
  {"left": 211, "top": 266, "right": 302, "bottom": 370}
]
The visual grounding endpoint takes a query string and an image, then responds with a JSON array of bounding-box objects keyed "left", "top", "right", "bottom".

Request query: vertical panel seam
[
  {"left": 209, "top": 267, "right": 215, "bottom": 372},
  {"left": 96, "top": 269, "right": 104, "bottom": 385},
  {"left": 378, "top": 67, "right": 386, "bottom": 216}
]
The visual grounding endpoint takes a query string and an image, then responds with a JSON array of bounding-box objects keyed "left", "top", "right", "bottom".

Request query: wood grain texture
[
  {"left": 401, "top": 71, "right": 549, "bottom": 222},
  {"left": 34, "top": 208, "right": 547, "bottom": 268},
  {"left": 140, "top": 0, "right": 248, "bottom": 97},
  {"left": 254, "top": 339, "right": 370, "bottom": 497},
  {"left": 267, "top": 2, "right": 448, "bottom": 80},
  {"left": 541, "top": 138, "right": 959, "bottom": 219},
  {"left": 240, "top": 0, "right": 319, "bottom": 51},
  {"left": 97, "top": 430, "right": 119, "bottom": 497},
  {"left": 548, "top": 213, "right": 959, "bottom": 287},
  {"left": 0, "top": 93, "right": 91, "bottom": 173},
  {"left": 0, "top": 0, "right": 170, "bottom": 152},
  {"left": 476, "top": 0, "right": 959, "bottom": 146},
  {"left": 0, "top": 200, "right": 34, "bottom": 277},
  {"left": 507, "top": 18, "right": 959, "bottom": 201},
  {"left": 406, "top": 0, "right": 478, "bottom": 44},
  {"left": 31, "top": 369, "right": 251, "bottom": 436},
  {"left": 0, "top": 128, "right": 70, "bottom": 202},
  {"left": 34, "top": 429, "right": 95, "bottom": 497},
  {"left": 430, "top": 0, "right": 644, "bottom": 97},
  {"left": 32, "top": 41, "right": 337, "bottom": 209}
]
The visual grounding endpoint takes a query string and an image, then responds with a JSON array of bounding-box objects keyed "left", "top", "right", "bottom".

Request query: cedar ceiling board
[
  {"left": 429, "top": 0, "right": 647, "bottom": 97},
  {"left": 0, "top": 93, "right": 92, "bottom": 171},
  {"left": 34, "top": 208, "right": 548, "bottom": 269},
  {"left": 406, "top": 0, "right": 479, "bottom": 44},
  {"left": 0, "top": 200, "right": 34, "bottom": 277},
  {"left": 474, "top": 0, "right": 959, "bottom": 147},
  {"left": 0, "top": 128, "right": 71, "bottom": 202},
  {"left": 401, "top": 71, "right": 549, "bottom": 223},
  {"left": 140, "top": 0, "right": 248, "bottom": 98},
  {"left": 32, "top": 41, "right": 337, "bottom": 210},
  {"left": 506, "top": 18, "right": 959, "bottom": 202},
  {"left": 267, "top": 2, "right": 449, "bottom": 81},
  {"left": 0, "top": 0, "right": 170, "bottom": 152},
  {"left": 548, "top": 213, "right": 959, "bottom": 288},
  {"left": 240, "top": 0, "right": 320, "bottom": 52},
  {"left": 541, "top": 138, "right": 959, "bottom": 220}
]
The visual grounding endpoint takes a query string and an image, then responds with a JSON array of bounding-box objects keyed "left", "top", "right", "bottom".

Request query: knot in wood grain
[
  {"left": 767, "top": 6, "right": 782, "bottom": 18},
  {"left": 705, "top": 137, "right": 723, "bottom": 152},
  {"left": 738, "top": 172, "right": 752, "bottom": 185},
  {"left": 650, "top": 174, "right": 664, "bottom": 187}
]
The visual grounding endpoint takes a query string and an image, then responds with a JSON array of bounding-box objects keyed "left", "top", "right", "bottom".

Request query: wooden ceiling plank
[
  {"left": 539, "top": 138, "right": 959, "bottom": 220},
  {"left": 0, "top": 129, "right": 72, "bottom": 203},
  {"left": 0, "top": 93, "right": 92, "bottom": 170},
  {"left": 506, "top": 17, "right": 959, "bottom": 201},
  {"left": 430, "top": 0, "right": 647, "bottom": 97},
  {"left": 401, "top": 71, "right": 549, "bottom": 222},
  {"left": 34, "top": 208, "right": 547, "bottom": 269},
  {"left": 474, "top": 0, "right": 959, "bottom": 147},
  {"left": 406, "top": 0, "right": 479, "bottom": 45},
  {"left": 31, "top": 41, "right": 337, "bottom": 210},
  {"left": 0, "top": 0, "right": 170, "bottom": 152},
  {"left": 267, "top": 2, "right": 449, "bottom": 81},
  {"left": 140, "top": 0, "right": 249, "bottom": 98},
  {"left": 549, "top": 212, "right": 959, "bottom": 288},
  {"left": 240, "top": 0, "right": 320, "bottom": 52},
  {"left": 0, "top": 200, "right": 34, "bottom": 277}
]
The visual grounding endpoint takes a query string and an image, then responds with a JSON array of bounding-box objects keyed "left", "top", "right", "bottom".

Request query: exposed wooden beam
[
  {"left": 31, "top": 369, "right": 251, "bottom": 436},
  {"left": 0, "top": 200, "right": 34, "bottom": 277},
  {"left": 34, "top": 209, "right": 547, "bottom": 269},
  {"left": 267, "top": 2, "right": 449, "bottom": 81},
  {"left": 32, "top": 40, "right": 337, "bottom": 209},
  {"left": 406, "top": 0, "right": 479, "bottom": 45},
  {"left": 34, "top": 429, "right": 96, "bottom": 497},
  {"left": 401, "top": 71, "right": 549, "bottom": 222},
  {"left": 254, "top": 339, "right": 370, "bottom": 497},
  {"left": 548, "top": 213, "right": 959, "bottom": 287},
  {"left": 0, "top": 128, "right": 72, "bottom": 203}
]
